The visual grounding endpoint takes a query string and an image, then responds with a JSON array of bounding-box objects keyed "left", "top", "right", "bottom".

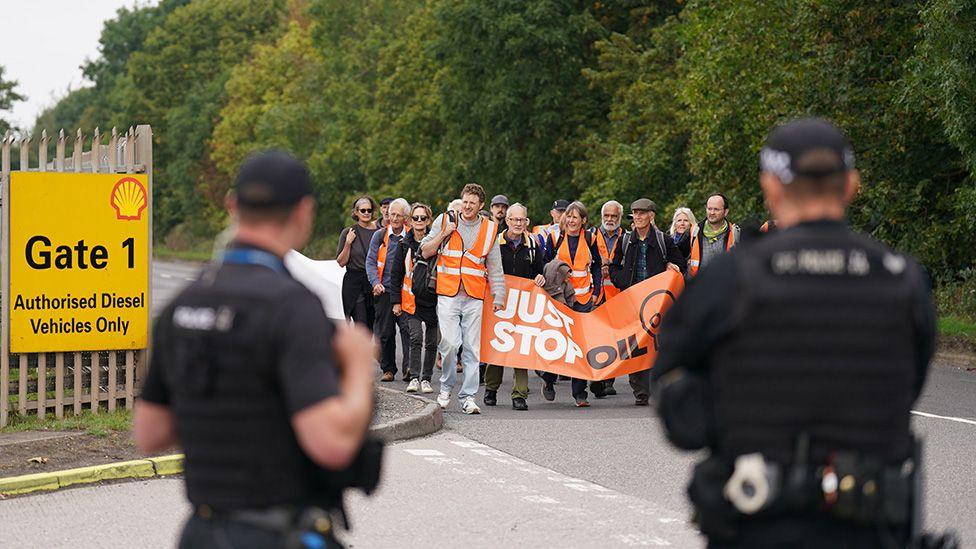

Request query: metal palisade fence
[{"left": 0, "top": 125, "right": 153, "bottom": 427}]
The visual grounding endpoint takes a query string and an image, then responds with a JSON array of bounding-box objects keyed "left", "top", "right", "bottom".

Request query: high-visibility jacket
[
  {"left": 376, "top": 225, "right": 409, "bottom": 282},
  {"left": 688, "top": 222, "right": 739, "bottom": 277},
  {"left": 532, "top": 223, "right": 560, "bottom": 243},
  {"left": 401, "top": 248, "right": 416, "bottom": 314},
  {"left": 592, "top": 227, "right": 623, "bottom": 304},
  {"left": 435, "top": 216, "right": 497, "bottom": 299},
  {"left": 556, "top": 231, "right": 594, "bottom": 305}
]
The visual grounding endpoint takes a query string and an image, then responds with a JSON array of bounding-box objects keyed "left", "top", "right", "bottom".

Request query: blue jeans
[{"left": 437, "top": 294, "right": 483, "bottom": 400}]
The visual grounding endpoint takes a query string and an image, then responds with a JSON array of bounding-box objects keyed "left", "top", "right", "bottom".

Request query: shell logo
[{"left": 110, "top": 177, "right": 147, "bottom": 221}]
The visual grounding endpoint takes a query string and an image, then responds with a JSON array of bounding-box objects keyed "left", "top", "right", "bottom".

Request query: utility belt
[
  {"left": 195, "top": 504, "right": 344, "bottom": 549},
  {"left": 690, "top": 434, "right": 958, "bottom": 548}
]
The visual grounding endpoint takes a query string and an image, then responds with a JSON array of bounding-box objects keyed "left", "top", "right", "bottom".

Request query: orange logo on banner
[
  {"left": 480, "top": 271, "right": 684, "bottom": 380},
  {"left": 110, "top": 177, "right": 148, "bottom": 221}
]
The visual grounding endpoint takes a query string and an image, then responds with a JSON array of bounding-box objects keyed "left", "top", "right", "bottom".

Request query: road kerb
[{"left": 1, "top": 386, "right": 443, "bottom": 496}]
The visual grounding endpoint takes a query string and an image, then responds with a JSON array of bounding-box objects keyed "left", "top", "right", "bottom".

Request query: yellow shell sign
[{"left": 6, "top": 172, "right": 150, "bottom": 353}]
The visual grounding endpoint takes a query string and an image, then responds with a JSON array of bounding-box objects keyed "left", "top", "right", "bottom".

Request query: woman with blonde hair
[{"left": 668, "top": 207, "right": 698, "bottom": 260}]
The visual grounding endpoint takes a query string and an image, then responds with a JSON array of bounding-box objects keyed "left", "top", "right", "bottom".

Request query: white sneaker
[
  {"left": 437, "top": 390, "right": 451, "bottom": 410},
  {"left": 461, "top": 397, "right": 481, "bottom": 415},
  {"left": 420, "top": 380, "right": 434, "bottom": 393},
  {"left": 406, "top": 379, "right": 420, "bottom": 393}
]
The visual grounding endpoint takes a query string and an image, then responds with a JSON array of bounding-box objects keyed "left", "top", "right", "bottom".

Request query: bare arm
[
  {"left": 133, "top": 401, "right": 179, "bottom": 454},
  {"left": 336, "top": 228, "right": 353, "bottom": 267}
]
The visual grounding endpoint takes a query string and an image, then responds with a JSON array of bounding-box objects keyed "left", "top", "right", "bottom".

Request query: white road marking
[
  {"left": 911, "top": 410, "right": 976, "bottom": 426},
  {"left": 522, "top": 495, "right": 560, "bottom": 504},
  {"left": 404, "top": 449, "right": 444, "bottom": 456},
  {"left": 160, "top": 273, "right": 173, "bottom": 279},
  {"left": 613, "top": 533, "right": 672, "bottom": 546}
]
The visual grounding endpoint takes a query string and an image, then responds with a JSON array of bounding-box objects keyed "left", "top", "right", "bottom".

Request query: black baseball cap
[
  {"left": 379, "top": 197, "right": 394, "bottom": 206},
  {"left": 234, "top": 150, "right": 313, "bottom": 208},
  {"left": 760, "top": 118, "right": 855, "bottom": 184},
  {"left": 552, "top": 199, "right": 570, "bottom": 211},
  {"left": 491, "top": 194, "right": 509, "bottom": 207}
]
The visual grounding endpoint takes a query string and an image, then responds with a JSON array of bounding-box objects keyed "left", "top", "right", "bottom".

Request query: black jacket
[
  {"left": 673, "top": 230, "right": 692, "bottom": 260},
  {"left": 390, "top": 231, "right": 435, "bottom": 308},
  {"left": 609, "top": 227, "right": 687, "bottom": 290},
  {"left": 499, "top": 231, "right": 544, "bottom": 279}
]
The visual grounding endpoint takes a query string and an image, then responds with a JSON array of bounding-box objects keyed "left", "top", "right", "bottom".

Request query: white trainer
[
  {"left": 461, "top": 397, "right": 481, "bottom": 415},
  {"left": 437, "top": 390, "right": 451, "bottom": 410},
  {"left": 406, "top": 379, "right": 420, "bottom": 393},
  {"left": 420, "top": 380, "right": 434, "bottom": 393}
]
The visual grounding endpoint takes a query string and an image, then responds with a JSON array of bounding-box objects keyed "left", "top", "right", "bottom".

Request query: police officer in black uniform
[
  {"left": 652, "top": 119, "right": 953, "bottom": 548},
  {"left": 134, "top": 151, "right": 377, "bottom": 549}
]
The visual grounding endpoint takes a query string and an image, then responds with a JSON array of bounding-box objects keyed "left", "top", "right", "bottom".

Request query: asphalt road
[{"left": 5, "top": 259, "right": 965, "bottom": 548}]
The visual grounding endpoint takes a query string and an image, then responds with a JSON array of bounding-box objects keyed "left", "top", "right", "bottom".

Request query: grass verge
[
  {"left": 0, "top": 410, "right": 131, "bottom": 437},
  {"left": 153, "top": 246, "right": 211, "bottom": 262}
]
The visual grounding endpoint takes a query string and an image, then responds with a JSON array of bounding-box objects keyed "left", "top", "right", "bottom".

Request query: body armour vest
[
  {"left": 163, "top": 264, "right": 326, "bottom": 511},
  {"left": 711, "top": 223, "right": 920, "bottom": 466}
]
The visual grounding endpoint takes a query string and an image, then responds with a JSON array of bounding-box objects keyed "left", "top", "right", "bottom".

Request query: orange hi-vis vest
[
  {"left": 593, "top": 227, "right": 622, "bottom": 304},
  {"left": 376, "top": 225, "right": 409, "bottom": 281},
  {"left": 688, "top": 223, "right": 737, "bottom": 277},
  {"left": 435, "top": 216, "right": 497, "bottom": 299},
  {"left": 401, "top": 248, "right": 416, "bottom": 314},
  {"left": 557, "top": 232, "right": 594, "bottom": 305}
]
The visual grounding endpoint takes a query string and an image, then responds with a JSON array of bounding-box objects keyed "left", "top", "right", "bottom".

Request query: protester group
[{"left": 335, "top": 183, "right": 750, "bottom": 415}]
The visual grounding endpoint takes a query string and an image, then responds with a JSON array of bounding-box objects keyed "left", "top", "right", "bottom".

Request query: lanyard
[{"left": 221, "top": 248, "right": 287, "bottom": 274}]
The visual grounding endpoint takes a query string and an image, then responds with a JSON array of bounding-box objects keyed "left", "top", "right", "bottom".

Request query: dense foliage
[{"left": 20, "top": 0, "right": 976, "bottom": 278}]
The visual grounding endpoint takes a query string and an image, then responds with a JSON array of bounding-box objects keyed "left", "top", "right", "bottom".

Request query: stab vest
[
  {"left": 710, "top": 225, "right": 919, "bottom": 465},
  {"left": 164, "top": 264, "right": 329, "bottom": 510}
]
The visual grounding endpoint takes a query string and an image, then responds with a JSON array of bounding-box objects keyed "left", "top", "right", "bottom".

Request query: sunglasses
[
  {"left": 358, "top": 208, "right": 373, "bottom": 214},
  {"left": 412, "top": 215, "right": 429, "bottom": 222}
]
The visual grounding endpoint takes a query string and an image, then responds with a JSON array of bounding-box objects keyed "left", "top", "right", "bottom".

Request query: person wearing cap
[
  {"left": 366, "top": 198, "right": 413, "bottom": 382},
  {"left": 607, "top": 198, "right": 684, "bottom": 406},
  {"left": 490, "top": 194, "right": 509, "bottom": 234},
  {"left": 532, "top": 199, "right": 568, "bottom": 252},
  {"left": 378, "top": 197, "right": 394, "bottom": 228},
  {"left": 687, "top": 193, "right": 740, "bottom": 277},
  {"left": 652, "top": 119, "right": 938, "bottom": 547},
  {"left": 420, "top": 183, "right": 506, "bottom": 415},
  {"left": 135, "top": 150, "right": 377, "bottom": 548}
]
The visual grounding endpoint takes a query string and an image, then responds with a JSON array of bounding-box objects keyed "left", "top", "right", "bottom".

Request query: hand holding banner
[{"left": 480, "top": 270, "right": 684, "bottom": 380}]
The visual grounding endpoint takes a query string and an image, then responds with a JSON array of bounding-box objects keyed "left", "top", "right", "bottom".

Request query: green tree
[
  {"left": 0, "top": 65, "right": 25, "bottom": 135},
  {"left": 125, "top": 0, "right": 286, "bottom": 236}
]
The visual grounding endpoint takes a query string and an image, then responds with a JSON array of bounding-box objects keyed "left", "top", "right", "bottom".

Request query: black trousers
[
  {"left": 374, "top": 292, "right": 409, "bottom": 374},
  {"left": 406, "top": 304, "right": 438, "bottom": 381},
  {"left": 342, "top": 269, "right": 374, "bottom": 329},
  {"left": 179, "top": 515, "right": 345, "bottom": 549},
  {"left": 541, "top": 299, "right": 592, "bottom": 399}
]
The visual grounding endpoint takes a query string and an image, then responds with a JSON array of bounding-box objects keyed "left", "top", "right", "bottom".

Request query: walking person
[
  {"left": 135, "top": 151, "right": 376, "bottom": 548},
  {"left": 336, "top": 196, "right": 379, "bottom": 328},
  {"left": 608, "top": 198, "right": 685, "bottom": 405},
  {"left": 420, "top": 183, "right": 505, "bottom": 415},
  {"left": 590, "top": 199, "right": 625, "bottom": 397},
  {"left": 668, "top": 207, "right": 698, "bottom": 261},
  {"left": 541, "top": 201, "right": 602, "bottom": 407},
  {"left": 688, "top": 194, "right": 740, "bottom": 277},
  {"left": 483, "top": 203, "right": 545, "bottom": 411},
  {"left": 390, "top": 203, "right": 438, "bottom": 394},
  {"left": 366, "top": 198, "right": 412, "bottom": 382}
]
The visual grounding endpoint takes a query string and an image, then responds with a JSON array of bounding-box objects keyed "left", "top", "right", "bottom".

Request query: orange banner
[{"left": 480, "top": 271, "right": 684, "bottom": 380}]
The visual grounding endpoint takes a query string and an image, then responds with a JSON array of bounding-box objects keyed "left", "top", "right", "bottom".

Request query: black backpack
[{"left": 411, "top": 250, "right": 437, "bottom": 302}]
